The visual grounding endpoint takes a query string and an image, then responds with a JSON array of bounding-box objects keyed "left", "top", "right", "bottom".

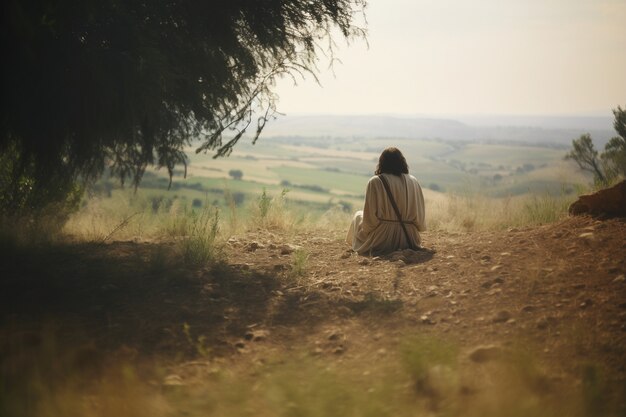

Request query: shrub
[
  {"left": 180, "top": 206, "right": 223, "bottom": 267},
  {"left": 290, "top": 248, "right": 309, "bottom": 279},
  {"left": 0, "top": 140, "right": 83, "bottom": 234}
]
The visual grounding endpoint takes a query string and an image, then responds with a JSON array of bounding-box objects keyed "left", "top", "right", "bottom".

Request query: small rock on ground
[{"left": 468, "top": 345, "right": 503, "bottom": 363}]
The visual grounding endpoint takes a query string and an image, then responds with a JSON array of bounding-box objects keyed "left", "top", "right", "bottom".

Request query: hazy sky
[{"left": 273, "top": 0, "right": 626, "bottom": 116}]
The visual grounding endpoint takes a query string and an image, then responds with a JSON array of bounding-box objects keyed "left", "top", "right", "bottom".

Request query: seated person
[{"left": 346, "top": 147, "right": 426, "bottom": 255}]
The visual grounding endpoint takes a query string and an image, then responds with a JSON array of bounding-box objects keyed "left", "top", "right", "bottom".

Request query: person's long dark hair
[{"left": 375, "top": 147, "right": 409, "bottom": 176}]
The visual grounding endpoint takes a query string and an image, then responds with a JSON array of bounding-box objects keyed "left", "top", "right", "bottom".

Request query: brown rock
[
  {"left": 280, "top": 244, "right": 301, "bottom": 255},
  {"left": 569, "top": 180, "right": 626, "bottom": 217}
]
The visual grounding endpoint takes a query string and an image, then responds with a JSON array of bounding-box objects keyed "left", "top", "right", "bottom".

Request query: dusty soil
[
  {"left": 225, "top": 216, "right": 626, "bottom": 380},
  {"left": 1, "top": 215, "right": 625, "bottom": 407}
]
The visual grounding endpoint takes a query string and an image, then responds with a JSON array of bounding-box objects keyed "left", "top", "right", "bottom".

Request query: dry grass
[
  {"left": 61, "top": 185, "right": 583, "bottom": 247},
  {"left": 1, "top": 327, "right": 616, "bottom": 417},
  {"left": 426, "top": 190, "right": 578, "bottom": 232}
]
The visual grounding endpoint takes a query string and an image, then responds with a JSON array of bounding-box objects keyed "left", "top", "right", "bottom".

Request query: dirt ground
[
  {"left": 225, "top": 216, "right": 626, "bottom": 379},
  {"left": 1, "top": 215, "right": 625, "bottom": 412}
]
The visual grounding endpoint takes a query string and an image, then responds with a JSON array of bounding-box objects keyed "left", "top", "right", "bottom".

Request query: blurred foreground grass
[{"left": 1, "top": 326, "right": 621, "bottom": 417}]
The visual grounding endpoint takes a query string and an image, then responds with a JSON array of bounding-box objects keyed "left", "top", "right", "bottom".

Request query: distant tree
[
  {"left": 232, "top": 192, "right": 246, "bottom": 206},
  {"left": 493, "top": 174, "right": 502, "bottom": 182},
  {"left": 428, "top": 183, "right": 442, "bottom": 191},
  {"left": 0, "top": 0, "right": 366, "bottom": 215},
  {"left": 192, "top": 198, "right": 202, "bottom": 208},
  {"left": 229, "top": 169, "right": 243, "bottom": 181},
  {"left": 565, "top": 106, "right": 626, "bottom": 185},
  {"left": 565, "top": 134, "right": 606, "bottom": 184}
]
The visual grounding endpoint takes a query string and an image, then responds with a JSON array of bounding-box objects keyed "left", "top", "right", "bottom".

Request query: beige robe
[{"left": 346, "top": 173, "right": 426, "bottom": 255}]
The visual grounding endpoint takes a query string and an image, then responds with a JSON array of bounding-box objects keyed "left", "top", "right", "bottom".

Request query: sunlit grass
[
  {"left": 426, "top": 188, "right": 580, "bottom": 232},
  {"left": 63, "top": 182, "right": 584, "bottom": 247}
]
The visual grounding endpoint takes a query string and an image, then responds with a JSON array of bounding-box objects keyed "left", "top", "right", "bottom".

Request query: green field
[{"left": 91, "top": 136, "right": 591, "bottom": 215}]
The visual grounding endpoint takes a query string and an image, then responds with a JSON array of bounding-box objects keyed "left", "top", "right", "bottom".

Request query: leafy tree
[
  {"left": 565, "top": 134, "right": 607, "bottom": 184},
  {"left": 1, "top": 0, "right": 366, "bottom": 214},
  {"left": 602, "top": 106, "right": 626, "bottom": 180},
  {"left": 565, "top": 106, "right": 626, "bottom": 186},
  {"left": 228, "top": 169, "right": 243, "bottom": 181}
]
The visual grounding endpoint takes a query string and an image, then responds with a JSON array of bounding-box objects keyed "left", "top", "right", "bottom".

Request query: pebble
[
  {"left": 327, "top": 330, "right": 344, "bottom": 341},
  {"left": 580, "top": 299, "right": 593, "bottom": 309},
  {"left": 578, "top": 232, "right": 594, "bottom": 239},
  {"left": 536, "top": 317, "right": 558, "bottom": 329},
  {"left": 333, "top": 346, "right": 345, "bottom": 355},
  {"left": 163, "top": 374, "right": 185, "bottom": 386},
  {"left": 613, "top": 275, "right": 625, "bottom": 283},
  {"left": 280, "top": 244, "right": 301, "bottom": 255},
  {"left": 468, "top": 345, "right": 502, "bottom": 363},
  {"left": 492, "top": 310, "right": 512, "bottom": 323},
  {"left": 244, "top": 329, "right": 269, "bottom": 342},
  {"left": 420, "top": 315, "right": 436, "bottom": 325}
]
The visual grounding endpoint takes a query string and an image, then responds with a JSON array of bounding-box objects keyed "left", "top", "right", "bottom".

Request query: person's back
[{"left": 346, "top": 147, "right": 426, "bottom": 255}]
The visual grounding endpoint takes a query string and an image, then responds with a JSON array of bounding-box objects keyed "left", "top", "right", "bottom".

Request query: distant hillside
[{"left": 262, "top": 114, "right": 615, "bottom": 147}]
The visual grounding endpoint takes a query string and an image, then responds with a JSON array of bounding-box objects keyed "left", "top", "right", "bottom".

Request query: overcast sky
[{"left": 273, "top": 0, "right": 626, "bottom": 116}]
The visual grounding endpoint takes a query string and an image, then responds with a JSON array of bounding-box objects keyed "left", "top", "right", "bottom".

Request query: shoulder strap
[{"left": 378, "top": 174, "right": 417, "bottom": 250}]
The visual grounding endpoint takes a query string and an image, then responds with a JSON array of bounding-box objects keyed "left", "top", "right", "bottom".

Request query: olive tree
[
  {"left": 565, "top": 106, "right": 626, "bottom": 186},
  {"left": 0, "top": 0, "right": 366, "bottom": 215}
]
